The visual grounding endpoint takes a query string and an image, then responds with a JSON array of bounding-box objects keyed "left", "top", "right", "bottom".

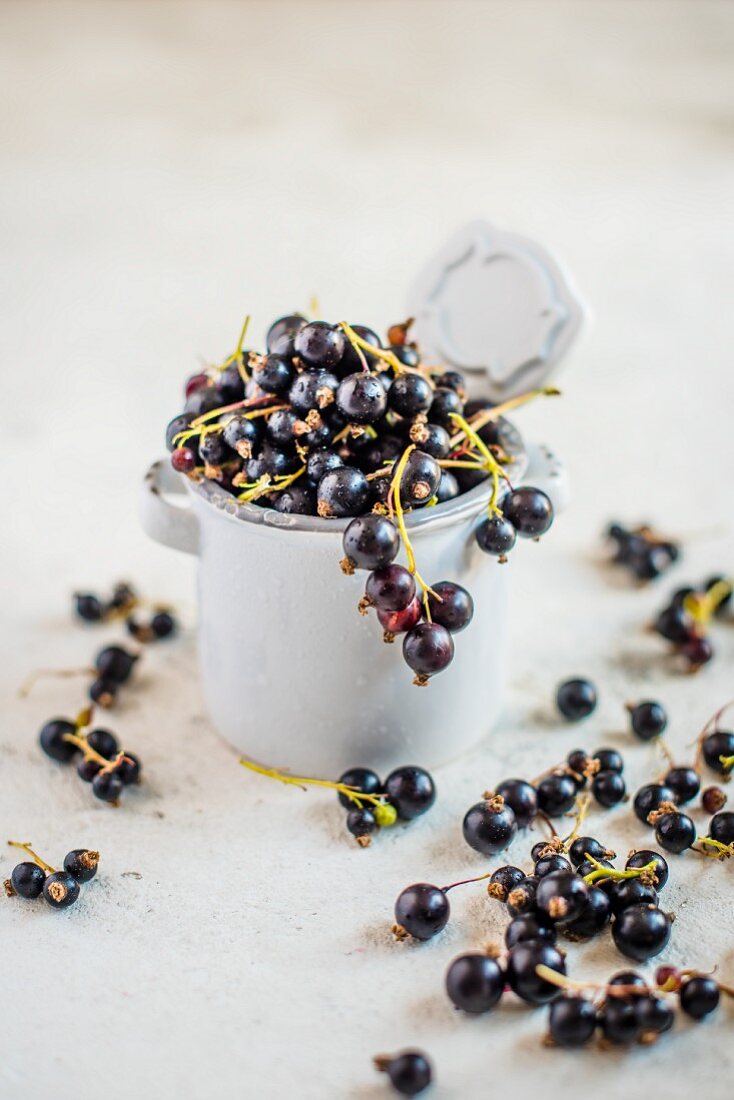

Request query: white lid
[{"left": 406, "top": 220, "right": 587, "bottom": 402}]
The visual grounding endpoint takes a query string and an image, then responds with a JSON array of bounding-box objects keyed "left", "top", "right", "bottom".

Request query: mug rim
[{"left": 185, "top": 416, "right": 527, "bottom": 535}]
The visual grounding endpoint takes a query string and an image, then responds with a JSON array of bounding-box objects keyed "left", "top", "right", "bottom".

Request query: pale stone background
[{"left": 2, "top": 2, "right": 733, "bottom": 1097}]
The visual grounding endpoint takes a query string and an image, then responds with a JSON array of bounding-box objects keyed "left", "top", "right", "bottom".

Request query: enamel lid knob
[{"left": 405, "top": 220, "right": 587, "bottom": 402}]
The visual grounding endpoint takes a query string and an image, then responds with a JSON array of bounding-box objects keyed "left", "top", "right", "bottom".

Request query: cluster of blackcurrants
[
  {"left": 606, "top": 522, "right": 680, "bottom": 582},
  {"left": 74, "top": 581, "right": 177, "bottom": 646},
  {"left": 86, "top": 644, "right": 139, "bottom": 709},
  {"left": 39, "top": 711, "right": 141, "bottom": 804},
  {"left": 337, "top": 765, "right": 435, "bottom": 845},
  {"left": 652, "top": 575, "right": 732, "bottom": 672},
  {"left": 166, "top": 315, "right": 555, "bottom": 684},
  {"left": 4, "top": 842, "right": 99, "bottom": 910}
]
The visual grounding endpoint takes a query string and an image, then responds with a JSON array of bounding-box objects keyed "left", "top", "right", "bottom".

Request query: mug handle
[
  {"left": 521, "top": 442, "right": 569, "bottom": 513},
  {"left": 140, "top": 459, "right": 200, "bottom": 555}
]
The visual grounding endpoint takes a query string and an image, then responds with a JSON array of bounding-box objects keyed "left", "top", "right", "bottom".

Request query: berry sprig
[
  {"left": 651, "top": 575, "right": 732, "bottom": 671},
  {"left": 38, "top": 707, "right": 141, "bottom": 804},
  {"left": 21, "top": 643, "right": 140, "bottom": 709},
  {"left": 74, "top": 581, "right": 138, "bottom": 623},
  {"left": 4, "top": 841, "right": 99, "bottom": 910},
  {"left": 240, "top": 760, "right": 435, "bottom": 847},
  {"left": 605, "top": 521, "right": 680, "bottom": 582}
]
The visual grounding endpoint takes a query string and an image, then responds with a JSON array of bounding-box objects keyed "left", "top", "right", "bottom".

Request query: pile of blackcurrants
[
  {"left": 39, "top": 708, "right": 141, "bottom": 805},
  {"left": 4, "top": 841, "right": 99, "bottom": 910},
  {"left": 166, "top": 315, "right": 557, "bottom": 684}
]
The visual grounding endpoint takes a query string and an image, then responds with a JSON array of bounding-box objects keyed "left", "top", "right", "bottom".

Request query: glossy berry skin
[
  {"left": 63, "top": 849, "right": 99, "bottom": 883},
  {"left": 86, "top": 728, "right": 119, "bottom": 759},
  {"left": 608, "top": 970, "right": 647, "bottom": 994},
  {"left": 9, "top": 862, "right": 46, "bottom": 899},
  {"left": 378, "top": 598, "right": 422, "bottom": 637},
  {"left": 629, "top": 700, "right": 667, "bottom": 741},
  {"left": 709, "top": 811, "right": 734, "bottom": 846},
  {"left": 151, "top": 611, "right": 176, "bottom": 639},
  {"left": 435, "top": 369, "right": 466, "bottom": 396},
  {"left": 536, "top": 871, "right": 589, "bottom": 924},
  {"left": 377, "top": 1051, "right": 432, "bottom": 1097},
  {"left": 403, "top": 623, "right": 455, "bottom": 678},
  {"left": 636, "top": 995, "right": 674, "bottom": 1037},
  {"left": 495, "top": 779, "right": 538, "bottom": 828},
  {"left": 680, "top": 634, "right": 714, "bottom": 670},
  {"left": 475, "top": 514, "right": 516, "bottom": 558},
  {"left": 346, "top": 808, "right": 376, "bottom": 840},
  {"left": 89, "top": 678, "right": 117, "bottom": 708},
  {"left": 410, "top": 422, "right": 450, "bottom": 460},
  {"left": 95, "top": 646, "right": 137, "bottom": 685},
  {"left": 594, "top": 748, "right": 624, "bottom": 774},
  {"left": 384, "top": 766, "right": 436, "bottom": 820},
  {"left": 664, "top": 766, "right": 700, "bottom": 805},
  {"left": 436, "top": 471, "right": 459, "bottom": 503},
  {"left": 592, "top": 769, "right": 626, "bottom": 808},
  {"left": 74, "top": 593, "right": 104, "bottom": 622},
  {"left": 633, "top": 783, "right": 676, "bottom": 824},
  {"left": 336, "top": 373, "right": 387, "bottom": 425},
  {"left": 266, "top": 314, "right": 305, "bottom": 356},
  {"left": 536, "top": 773, "right": 577, "bottom": 817},
  {"left": 488, "top": 865, "right": 526, "bottom": 902},
  {"left": 316, "top": 467, "right": 369, "bottom": 518},
  {"left": 388, "top": 374, "right": 433, "bottom": 417},
  {"left": 165, "top": 412, "right": 193, "bottom": 452},
  {"left": 625, "top": 850, "right": 669, "bottom": 890},
  {"left": 503, "top": 487, "right": 553, "bottom": 538},
  {"left": 653, "top": 604, "right": 694, "bottom": 644},
  {"left": 42, "top": 871, "right": 80, "bottom": 909},
  {"left": 612, "top": 904, "right": 671, "bottom": 961},
  {"left": 116, "top": 753, "right": 141, "bottom": 785},
  {"left": 342, "top": 515, "right": 399, "bottom": 570},
  {"left": 506, "top": 942, "right": 566, "bottom": 1005},
  {"left": 306, "top": 448, "right": 343, "bottom": 486},
  {"left": 337, "top": 767, "right": 382, "bottom": 810},
  {"left": 92, "top": 770, "right": 124, "bottom": 804},
  {"left": 609, "top": 879, "right": 659, "bottom": 915},
  {"left": 198, "top": 432, "right": 229, "bottom": 468},
  {"left": 251, "top": 354, "right": 295, "bottom": 396},
  {"left": 221, "top": 414, "right": 261, "bottom": 459},
  {"left": 679, "top": 976, "right": 720, "bottom": 1019},
  {"left": 562, "top": 885, "right": 611, "bottom": 940},
  {"left": 568, "top": 837, "right": 614, "bottom": 867},
  {"left": 445, "top": 953, "right": 504, "bottom": 1014},
  {"left": 77, "top": 758, "right": 101, "bottom": 783},
  {"left": 288, "top": 370, "right": 339, "bottom": 415},
  {"left": 535, "top": 853, "right": 571, "bottom": 879},
  {"left": 506, "top": 877, "right": 539, "bottom": 919},
  {"left": 426, "top": 581, "right": 474, "bottom": 634},
  {"left": 399, "top": 450, "right": 441, "bottom": 507},
  {"left": 555, "top": 679, "right": 597, "bottom": 721},
  {"left": 171, "top": 446, "right": 197, "bottom": 473},
  {"left": 294, "top": 321, "right": 345, "bottom": 369},
  {"left": 654, "top": 810, "right": 696, "bottom": 853},
  {"left": 462, "top": 799, "right": 517, "bottom": 856},
  {"left": 215, "top": 361, "right": 245, "bottom": 404},
  {"left": 366, "top": 566, "right": 416, "bottom": 612},
  {"left": 39, "top": 719, "right": 77, "bottom": 763},
  {"left": 428, "top": 386, "right": 463, "bottom": 428},
  {"left": 548, "top": 996, "right": 597, "bottom": 1046},
  {"left": 394, "top": 883, "right": 449, "bottom": 941},
  {"left": 505, "top": 912, "right": 557, "bottom": 947},
  {"left": 702, "top": 731, "right": 734, "bottom": 774},
  {"left": 599, "top": 998, "right": 640, "bottom": 1045}
]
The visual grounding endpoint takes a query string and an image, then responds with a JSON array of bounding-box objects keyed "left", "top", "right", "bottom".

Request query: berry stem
[
  {"left": 239, "top": 759, "right": 386, "bottom": 809},
  {"left": 7, "top": 841, "right": 56, "bottom": 874},
  {"left": 442, "top": 872, "right": 493, "bottom": 894},
  {"left": 449, "top": 414, "right": 510, "bottom": 516},
  {"left": 236, "top": 467, "right": 305, "bottom": 504},
  {"left": 684, "top": 579, "right": 732, "bottom": 627},
  {"left": 338, "top": 321, "right": 407, "bottom": 377},
  {"left": 390, "top": 445, "right": 439, "bottom": 619},
  {"left": 694, "top": 836, "right": 734, "bottom": 860},
  {"left": 561, "top": 794, "right": 592, "bottom": 847},
  {"left": 448, "top": 386, "right": 561, "bottom": 447},
  {"left": 18, "top": 667, "right": 94, "bottom": 698},
  {"left": 582, "top": 854, "right": 658, "bottom": 886},
  {"left": 535, "top": 965, "right": 654, "bottom": 1000}
]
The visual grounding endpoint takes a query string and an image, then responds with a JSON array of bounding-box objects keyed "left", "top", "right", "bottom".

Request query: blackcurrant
[
  {"left": 403, "top": 622, "right": 454, "bottom": 679},
  {"left": 475, "top": 514, "right": 517, "bottom": 558},
  {"left": 8, "top": 862, "right": 46, "bottom": 899},
  {"left": 548, "top": 996, "right": 597, "bottom": 1046},
  {"left": 92, "top": 770, "right": 124, "bottom": 804},
  {"left": 592, "top": 769, "right": 626, "bottom": 808},
  {"left": 664, "top": 766, "right": 700, "bottom": 805},
  {"left": 346, "top": 808, "right": 377, "bottom": 841},
  {"left": 165, "top": 412, "right": 194, "bottom": 453},
  {"left": 266, "top": 313, "right": 305, "bottom": 355},
  {"left": 428, "top": 386, "right": 463, "bottom": 428},
  {"left": 425, "top": 581, "right": 473, "bottom": 633},
  {"left": 702, "top": 730, "right": 734, "bottom": 775},
  {"left": 445, "top": 953, "right": 504, "bottom": 1014},
  {"left": 365, "top": 566, "right": 416, "bottom": 612},
  {"left": 568, "top": 837, "right": 615, "bottom": 867},
  {"left": 377, "top": 599, "right": 422, "bottom": 637},
  {"left": 388, "top": 374, "right": 433, "bottom": 417},
  {"left": 628, "top": 700, "right": 667, "bottom": 741},
  {"left": 536, "top": 870, "right": 589, "bottom": 924},
  {"left": 39, "top": 719, "right": 77, "bottom": 763},
  {"left": 116, "top": 752, "right": 142, "bottom": 785},
  {"left": 306, "top": 448, "right": 343, "bottom": 485},
  {"left": 337, "top": 766, "right": 382, "bottom": 809},
  {"left": 462, "top": 797, "right": 517, "bottom": 856},
  {"left": 316, "top": 466, "right": 369, "bottom": 518},
  {"left": 593, "top": 748, "right": 624, "bottom": 774},
  {"left": 43, "top": 870, "right": 80, "bottom": 909},
  {"left": 95, "top": 645, "right": 137, "bottom": 685},
  {"left": 394, "top": 883, "right": 449, "bottom": 941},
  {"left": 151, "top": 611, "right": 176, "bottom": 639},
  {"left": 654, "top": 810, "right": 696, "bottom": 853},
  {"left": 342, "top": 515, "right": 399, "bottom": 571},
  {"left": 506, "top": 942, "right": 566, "bottom": 1005},
  {"left": 625, "top": 850, "right": 669, "bottom": 889},
  {"left": 384, "top": 766, "right": 435, "bottom": 820},
  {"left": 555, "top": 678, "right": 597, "bottom": 721},
  {"left": 701, "top": 786, "right": 727, "bottom": 814},
  {"left": 708, "top": 810, "right": 734, "bottom": 846},
  {"left": 487, "top": 865, "right": 526, "bottom": 902},
  {"left": 399, "top": 450, "right": 441, "bottom": 507},
  {"left": 609, "top": 878, "right": 659, "bottom": 915},
  {"left": 505, "top": 912, "right": 557, "bottom": 947},
  {"left": 679, "top": 976, "right": 720, "bottom": 1020},
  {"left": 562, "top": 885, "right": 611, "bottom": 940},
  {"left": 74, "top": 593, "right": 104, "bottom": 623},
  {"left": 506, "top": 877, "right": 539, "bottom": 918},
  {"left": 495, "top": 778, "right": 538, "bottom": 828},
  {"left": 535, "top": 853, "right": 572, "bottom": 878},
  {"left": 536, "top": 772, "right": 577, "bottom": 817},
  {"left": 635, "top": 994, "right": 674, "bottom": 1038},
  {"left": 435, "top": 470, "right": 459, "bottom": 503},
  {"left": 198, "top": 431, "right": 229, "bottom": 468},
  {"left": 374, "top": 1050, "right": 432, "bottom": 1096},
  {"left": 599, "top": 997, "right": 641, "bottom": 1045},
  {"left": 435, "top": 370, "right": 466, "bottom": 397},
  {"left": 633, "top": 783, "right": 676, "bottom": 824},
  {"left": 294, "top": 321, "right": 345, "bottom": 369},
  {"left": 503, "top": 487, "right": 553, "bottom": 538},
  {"left": 63, "top": 849, "right": 99, "bottom": 883},
  {"left": 77, "top": 758, "right": 101, "bottom": 783},
  {"left": 336, "top": 373, "right": 387, "bottom": 425},
  {"left": 653, "top": 604, "right": 694, "bottom": 644},
  {"left": 680, "top": 634, "right": 714, "bottom": 669},
  {"left": 409, "top": 422, "right": 450, "bottom": 460},
  {"left": 86, "top": 728, "right": 119, "bottom": 759},
  {"left": 251, "top": 353, "right": 295, "bottom": 396},
  {"left": 612, "top": 904, "right": 671, "bottom": 961}
]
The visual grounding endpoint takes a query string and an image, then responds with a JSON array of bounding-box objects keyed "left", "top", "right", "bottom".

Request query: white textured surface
[{"left": 2, "top": 3, "right": 734, "bottom": 1098}]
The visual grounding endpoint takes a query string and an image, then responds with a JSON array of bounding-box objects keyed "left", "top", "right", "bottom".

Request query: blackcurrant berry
[
  {"left": 625, "top": 850, "right": 669, "bottom": 889},
  {"left": 435, "top": 471, "right": 459, "bottom": 503},
  {"left": 74, "top": 593, "right": 104, "bottom": 623},
  {"left": 462, "top": 797, "right": 517, "bottom": 856},
  {"left": 435, "top": 370, "right": 466, "bottom": 397},
  {"left": 664, "top": 766, "right": 700, "bottom": 805},
  {"left": 346, "top": 808, "right": 376, "bottom": 842},
  {"left": 635, "top": 994, "right": 674, "bottom": 1038},
  {"left": 506, "top": 942, "right": 566, "bottom": 1005},
  {"left": 266, "top": 314, "right": 305, "bottom": 356},
  {"left": 316, "top": 466, "right": 369, "bottom": 518},
  {"left": 63, "top": 849, "right": 99, "bottom": 883},
  {"left": 342, "top": 515, "right": 399, "bottom": 571},
  {"left": 92, "top": 770, "right": 124, "bottom": 804},
  {"left": 609, "top": 878, "right": 659, "bottom": 915},
  {"left": 612, "top": 904, "right": 671, "bottom": 961},
  {"left": 708, "top": 810, "right": 734, "bottom": 846},
  {"left": 394, "top": 883, "right": 449, "bottom": 941},
  {"left": 336, "top": 373, "right": 387, "bottom": 425},
  {"left": 306, "top": 448, "right": 343, "bottom": 486},
  {"left": 702, "top": 730, "right": 734, "bottom": 775},
  {"left": 548, "top": 996, "right": 597, "bottom": 1047},
  {"left": 562, "top": 885, "right": 611, "bottom": 940},
  {"left": 566, "top": 749, "right": 591, "bottom": 784},
  {"left": 593, "top": 748, "right": 624, "bottom": 774},
  {"left": 628, "top": 700, "right": 667, "bottom": 741},
  {"left": 701, "top": 786, "right": 727, "bottom": 814},
  {"left": 384, "top": 766, "right": 435, "bottom": 820},
  {"left": 475, "top": 514, "right": 517, "bottom": 558},
  {"left": 365, "top": 566, "right": 416, "bottom": 612},
  {"left": 86, "top": 728, "right": 119, "bottom": 759},
  {"left": 445, "top": 953, "right": 504, "bottom": 1014},
  {"left": 377, "top": 598, "right": 422, "bottom": 637},
  {"left": 505, "top": 912, "right": 557, "bottom": 947},
  {"left": 680, "top": 634, "right": 714, "bottom": 670},
  {"left": 409, "top": 422, "right": 450, "bottom": 460},
  {"left": 568, "top": 837, "right": 615, "bottom": 867},
  {"left": 8, "top": 862, "right": 46, "bottom": 899},
  {"left": 116, "top": 753, "right": 142, "bottom": 785},
  {"left": 653, "top": 604, "right": 694, "bottom": 644},
  {"left": 77, "top": 758, "right": 101, "bottom": 782},
  {"left": 428, "top": 386, "right": 463, "bottom": 428},
  {"left": 556, "top": 678, "right": 597, "bottom": 721},
  {"left": 388, "top": 374, "right": 433, "bottom": 417},
  {"left": 592, "top": 769, "right": 626, "bottom": 808},
  {"left": 634, "top": 783, "right": 676, "bottom": 824},
  {"left": 184, "top": 384, "right": 223, "bottom": 417},
  {"left": 654, "top": 810, "right": 696, "bottom": 853},
  {"left": 294, "top": 322, "right": 345, "bottom": 369},
  {"left": 337, "top": 767, "right": 382, "bottom": 810},
  {"left": 389, "top": 344, "right": 420, "bottom": 367},
  {"left": 535, "top": 853, "right": 571, "bottom": 878},
  {"left": 198, "top": 431, "right": 229, "bottom": 468},
  {"left": 251, "top": 354, "right": 295, "bottom": 396},
  {"left": 536, "top": 772, "right": 577, "bottom": 817},
  {"left": 495, "top": 778, "right": 538, "bottom": 828},
  {"left": 43, "top": 870, "right": 80, "bottom": 909},
  {"left": 215, "top": 361, "right": 245, "bottom": 404},
  {"left": 165, "top": 412, "right": 194, "bottom": 452},
  {"left": 599, "top": 997, "right": 641, "bottom": 1045},
  {"left": 171, "top": 446, "right": 197, "bottom": 473},
  {"left": 506, "top": 877, "right": 539, "bottom": 918},
  {"left": 425, "top": 581, "right": 473, "bottom": 633},
  {"left": 402, "top": 622, "right": 455, "bottom": 679},
  {"left": 608, "top": 970, "right": 647, "bottom": 995},
  {"left": 89, "top": 677, "right": 117, "bottom": 708},
  {"left": 503, "top": 487, "right": 553, "bottom": 538},
  {"left": 488, "top": 865, "right": 526, "bottom": 902},
  {"left": 39, "top": 719, "right": 77, "bottom": 763},
  {"left": 679, "top": 976, "right": 720, "bottom": 1020},
  {"left": 399, "top": 450, "right": 441, "bottom": 507},
  {"left": 374, "top": 1050, "right": 432, "bottom": 1096},
  {"left": 536, "top": 870, "right": 589, "bottom": 924},
  {"left": 95, "top": 645, "right": 137, "bottom": 685}
]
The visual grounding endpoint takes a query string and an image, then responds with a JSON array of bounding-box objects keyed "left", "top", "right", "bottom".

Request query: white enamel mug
[{"left": 140, "top": 422, "right": 567, "bottom": 774}]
